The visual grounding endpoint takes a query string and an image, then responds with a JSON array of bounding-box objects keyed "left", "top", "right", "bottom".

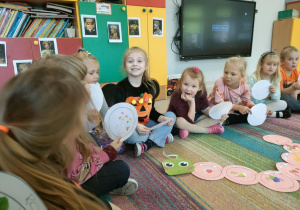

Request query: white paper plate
[
  {"left": 89, "top": 83, "right": 103, "bottom": 111},
  {"left": 104, "top": 102, "right": 138, "bottom": 142},
  {"left": 0, "top": 171, "right": 47, "bottom": 210},
  {"left": 247, "top": 103, "right": 267, "bottom": 126},
  {"left": 251, "top": 80, "right": 271, "bottom": 100},
  {"left": 209, "top": 102, "right": 232, "bottom": 120}
]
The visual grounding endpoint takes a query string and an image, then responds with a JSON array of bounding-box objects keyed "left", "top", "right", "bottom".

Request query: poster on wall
[
  {"left": 96, "top": 3, "right": 112, "bottom": 15},
  {"left": 128, "top": 17, "right": 141, "bottom": 37},
  {"left": 81, "top": 15, "right": 98, "bottom": 38},
  {"left": 0, "top": 41, "right": 7, "bottom": 67},
  {"left": 107, "top": 22, "right": 122, "bottom": 43},
  {"left": 38, "top": 38, "right": 58, "bottom": 58},
  {"left": 13, "top": 60, "right": 32, "bottom": 75},
  {"left": 153, "top": 18, "right": 163, "bottom": 37}
]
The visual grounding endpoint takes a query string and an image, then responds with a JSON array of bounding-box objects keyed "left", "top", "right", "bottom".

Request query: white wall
[{"left": 166, "top": 0, "right": 285, "bottom": 88}]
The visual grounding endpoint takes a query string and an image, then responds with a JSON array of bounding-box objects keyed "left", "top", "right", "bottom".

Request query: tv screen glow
[{"left": 180, "top": 0, "right": 256, "bottom": 60}]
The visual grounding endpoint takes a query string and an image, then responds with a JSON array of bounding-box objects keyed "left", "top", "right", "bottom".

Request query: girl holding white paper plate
[
  {"left": 208, "top": 56, "right": 256, "bottom": 125},
  {"left": 168, "top": 67, "right": 227, "bottom": 139},
  {"left": 32, "top": 55, "right": 138, "bottom": 198},
  {"left": 247, "top": 50, "right": 290, "bottom": 118}
]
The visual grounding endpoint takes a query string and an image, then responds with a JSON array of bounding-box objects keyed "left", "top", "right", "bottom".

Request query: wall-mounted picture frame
[
  {"left": 0, "top": 41, "right": 7, "bottom": 67},
  {"left": 128, "top": 17, "right": 141, "bottom": 37},
  {"left": 13, "top": 60, "right": 32, "bottom": 75},
  {"left": 81, "top": 15, "right": 98, "bottom": 38},
  {"left": 38, "top": 38, "right": 58, "bottom": 58},
  {"left": 107, "top": 22, "right": 122, "bottom": 43},
  {"left": 153, "top": 18, "right": 163, "bottom": 37},
  {"left": 96, "top": 3, "right": 112, "bottom": 15}
]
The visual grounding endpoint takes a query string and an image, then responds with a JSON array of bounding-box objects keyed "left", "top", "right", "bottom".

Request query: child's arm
[
  {"left": 281, "top": 82, "right": 300, "bottom": 95},
  {"left": 181, "top": 92, "right": 196, "bottom": 122}
]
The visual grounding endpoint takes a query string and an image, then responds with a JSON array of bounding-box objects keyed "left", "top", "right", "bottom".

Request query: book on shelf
[
  {"left": 34, "top": 18, "right": 52, "bottom": 38},
  {"left": 49, "top": 19, "right": 65, "bottom": 38},
  {"left": 0, "top": 2, "right": 30, "bottom": 11},
  {"left": 7, "top": 11, "right": 23, "bottom": 37},
  {"left": 19, "top": 18, "right": 32, "bottom": 37},
  {"left": 0, "top": 9, "right": 10, "bottom": 34},
  {"left": 40, "top": 19, "right": 55, "bottom": 37},
  {"left": 1, "top": 10, "right": 17, "bottom": 37},
  {"left": 46, "top": 2, "right": 74, "bottom": 14},
  {"left": 14, "top": 14, "right": 29, "bottom": 37},
  {"left": 23, "top": 18, "right": 41, "bottom": 37},
  {"left": 43, "top": 19, "right": 59, "bottom": 38},
  {"left": 30, "top": 14, "right": 74, "bottom": 19},
  {"left": 57, "top": 19, "right": 70, "bottom": 37},
  {"left": 31, "top": 18, "right": 47, "bottom": 37}
]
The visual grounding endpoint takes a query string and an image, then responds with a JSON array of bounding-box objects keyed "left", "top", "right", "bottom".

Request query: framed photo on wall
[
  {"left": 128, "top": 17, "right": 141, "bottom": 37},
  {"left": 13, "top": 60, "right": 32, "bottom": 75},
  {"left": 81, "top": 15, "right": 98, "bottom": 38},
  {"left": 107, "top": 22, "right": 122, "bottom": 43},
  {"left": 0, "top": 41, "right": 7, "bottom": 67},
  {"left": 38, "top": 38, "right": 58, "bottom": 58},
  {"left": 153, "top": 18, "right": 163, "bottom": 37}
]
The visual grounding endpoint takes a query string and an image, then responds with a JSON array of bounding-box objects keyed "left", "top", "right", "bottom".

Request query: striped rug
[{"left": 108, "top": 113, "right": 300, "bottom": 209}]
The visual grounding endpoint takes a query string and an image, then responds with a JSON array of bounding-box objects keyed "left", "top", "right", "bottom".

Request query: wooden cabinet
[
  {"left": 0, "top": 38, "right": 82, "bottom": 89},
  {"left": 127, "top": 5, "right": 167, "bottom": 99},
  {"left": 272, "top": 18, "right": 300, "bottom": 55},
  {"left": 78, "top": 2, "right": 129, "bottom": 83},
  {"left": 126, "top": 0, "right": 165, "bottom": 8}
]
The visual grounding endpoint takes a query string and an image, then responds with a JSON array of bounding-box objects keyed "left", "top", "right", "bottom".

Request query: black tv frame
[{"left": 179, "top": 0, "right": 256, "bottom": 61}]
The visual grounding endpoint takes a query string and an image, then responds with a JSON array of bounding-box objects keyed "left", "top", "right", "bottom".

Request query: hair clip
[
  {"left": 261, "top": 49, "right": 276, "bottom": 60},
  {"left": 78, "top": 49, "right": 84, "bottom": 52},
  {"left": 193, "top": 67, "right": 200, "bottom": 73},
  {"left": 0, "top": 125, "right": 9, "bottom": 133}
]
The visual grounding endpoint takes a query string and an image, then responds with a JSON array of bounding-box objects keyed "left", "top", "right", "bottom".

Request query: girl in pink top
[{"left": 208, "top": 56, "right": 255, "bottom": 125}]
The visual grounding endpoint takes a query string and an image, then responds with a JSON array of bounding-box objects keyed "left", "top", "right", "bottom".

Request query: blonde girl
[
  {"left": 208, "top": 56, "right": 255, "bottom": 125},
  {"left": 114, "top": 47, "right": 176, "bottom": 157},
  {"left": 247, "top": 50, "right": 290, "bottom": 118},
  {"left": 0, "top": 65, "right": 118, "bottom": 209},
  {"left": 31, "top": 54, "right": 138, "bottom": 197},
  {"left": 168, "top": 67, "right": 226, "bottom": 139}
]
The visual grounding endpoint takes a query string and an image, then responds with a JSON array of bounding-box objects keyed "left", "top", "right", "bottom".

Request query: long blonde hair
[
  {"left": 123, "top": 47, "right": 156, "bottom": 94},
  {"left": 254, "top": 51, "right": 281, "bottom": 84},
  {"left": 176, "top": 67, "right": 207, "bottom": 96},
  {"left": 225, "top": 56, "right": 248, "bottom": 80},
  {"left": 0, "top": 66, "right": 108, "bottom": 209}
]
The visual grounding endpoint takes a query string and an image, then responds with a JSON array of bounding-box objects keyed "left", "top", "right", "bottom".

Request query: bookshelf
[{"left": 0, "top": 0, "right": 82, "bottom": 38}]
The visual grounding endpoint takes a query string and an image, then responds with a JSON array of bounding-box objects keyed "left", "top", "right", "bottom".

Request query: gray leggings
[{"left": 281, "top": 93, "right": 300, "bottom": 112}]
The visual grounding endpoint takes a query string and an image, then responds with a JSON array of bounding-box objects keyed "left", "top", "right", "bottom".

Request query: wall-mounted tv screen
[{"left": 180, "top": 0, "right": 256, "bottom": 60}]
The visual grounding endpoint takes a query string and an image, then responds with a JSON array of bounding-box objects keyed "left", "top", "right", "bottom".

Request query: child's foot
[
  {"left": 134, "top": 143, "right": 146, "bottom": 157},
  {"left": 109, "top": 178, "right": 138, "bottom": 195},
  {"left": 179, "top": 129, "right": 189, "bottom": 139},
  {"left": 208, "top": 124, "right": 224, "bottom": 134},
  {"left": 276, "top": 109, "right": 291, "bottom": 118},
  {"left": 165, "top": 133, "right": 174, "bottom": 143}
]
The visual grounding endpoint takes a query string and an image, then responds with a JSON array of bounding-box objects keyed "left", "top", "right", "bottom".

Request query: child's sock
[{"left": 179, "top": 129, "right": 189, "bottom": 139}]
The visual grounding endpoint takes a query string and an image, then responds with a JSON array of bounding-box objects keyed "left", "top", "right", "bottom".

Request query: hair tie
[
  {"left": 261, "top": 49, "right": 276, "bottom": 60},
  {"left": 78, "top": 49, "right": 84, "bottom": 52},
  {"left": 193, "top": 67, "right": 200, "bottom": 73},
  {"left": 0, "top": 125, "right": 9, "bottom": 133}
]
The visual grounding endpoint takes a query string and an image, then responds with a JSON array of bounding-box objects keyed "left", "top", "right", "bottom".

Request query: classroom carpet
[{"left": 108, "top": 113, "right": 300, "bottom": 209}]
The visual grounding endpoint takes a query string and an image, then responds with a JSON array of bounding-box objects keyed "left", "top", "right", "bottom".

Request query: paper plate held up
[
  {"left": 247, "top": 103, "right": 267, "bottom": 126},
  {"left": 209, "top": 101, "right": 232, "bottom": 120},
  {"left": 0, "top": 171, "right": 47, "bottom": 210},
  {"left": 251, "top": 80, "right": 271, "bottom": 100},
  {"left": 89, "top": 83, "right": 104, "bottom": 111},
  {"left": 104, "top": 102, "right": 138, "bottom": 142}
]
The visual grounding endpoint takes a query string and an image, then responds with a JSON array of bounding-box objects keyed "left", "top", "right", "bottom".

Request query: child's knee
[{"left": 164, "top": 111, "right": 176, "bottom": 122}]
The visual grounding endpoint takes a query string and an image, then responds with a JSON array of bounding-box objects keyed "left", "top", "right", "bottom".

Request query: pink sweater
[{"left": 208, "top": 77, "right": 254, "bottom": 113}]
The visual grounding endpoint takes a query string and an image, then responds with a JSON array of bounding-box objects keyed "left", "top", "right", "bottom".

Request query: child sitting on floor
[
  {"left": 279, "top": 46, "right": 300, "bottom": 112},
  {"left": 167, "top": 67, "right": 226, "bottom": 139}
]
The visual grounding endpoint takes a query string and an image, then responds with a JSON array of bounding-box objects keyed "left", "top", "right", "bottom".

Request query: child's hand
[
  {"left": 266, "top": 109, "right": 273, "bottom": 115},
  {"left": 292, "top": 82, "right": 300, "bottom": 90},
  {"left": 82, "top": 82, "right": 91, "bottom": 95},
  {"left": 158, "top": 115, "right": 174, "bottom": 126},
  {"left": 269, "top": 85, "right": 276, "bottom": 94},
  {"left": 87, "top": 109, "right": 99, "bottom": 125},
  {"left": 137, "top": 123, "right": 151, "bottom": 135},
  {"left": 181, "top": 93, "right": 194, "bottom": 103},
  {"left": 109, "top": 136, "right": 122, "bottom": 151},
  {"left": 237, "top": 105, "right": 252, "bottom": 115},
  {"left": 220, "top": 114, "right": 229, "bottom": 122}
]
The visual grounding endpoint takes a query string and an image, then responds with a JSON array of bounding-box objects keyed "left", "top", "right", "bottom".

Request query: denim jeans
[
  {"left": 81, "top": 160, "right": 130, "bottom": 197},
  {"left": 124, "top": 111, "right": 176, "bottom": 147},
  {"left": 281, "top": 93, "right": 300, "bottom": 112}
]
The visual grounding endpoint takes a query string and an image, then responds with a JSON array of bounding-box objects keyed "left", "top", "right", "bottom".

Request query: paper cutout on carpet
[
  {"left": 104, "top": 102, "right": 138, "bottom": 142},
  {"left": 256, "top": 170, "right": 300, "bottom": 192},
  {"left": 162, "top": 153, "right": 194, "bottom": 176},
  {"left": 222, "top": 165, "right": 258, "bottom": 185},
  {"left": 0, "top": 171, "right": 47, "bottom": 210},
  {"left": 283, "top": 143, "right": 300, "bottom": 153},
  {"left": 281, "top": 153, "right": 300, "bottom": 167},
  {"left": 262, "top": 135, "right": 293, "bottom": 145},
  {"left": 276, "top": 162, "right": 300, "bottom": 181},
  {"left": 209, "top": 102, "right": 232, "bottom": 120},
  {"left": 192, "top": 162, "right": 224, "bottom": 180},
  {"left": 247, "top": 103, "right": 267, "bottom": 126},
  {"left": 251, "top": 80, "right": 271, "bottom": 100}
]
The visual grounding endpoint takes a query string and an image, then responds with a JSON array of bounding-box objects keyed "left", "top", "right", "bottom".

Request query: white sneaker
[
  {"left": 109, "top": 178, "right": 138, "bottom": 195},
  {"left": 165, "top": 133, "right": 174, "bottom": 143}
]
